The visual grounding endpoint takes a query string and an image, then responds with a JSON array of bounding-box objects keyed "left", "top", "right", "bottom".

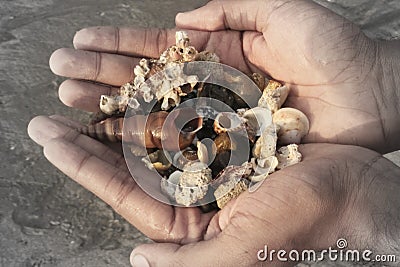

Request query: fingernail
[{"left": 131, "top": 254, "right": 150, "bottom": 267}]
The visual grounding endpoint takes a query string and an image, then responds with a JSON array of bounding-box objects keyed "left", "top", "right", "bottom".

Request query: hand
[
  {"left": 28, "top": 116, "right": 400, "bottom": 266},
  {"left": 49, "top": 0, "right": 400, "bottom": 153},
  {"left": 174, "top": 0, "right": 400, "bottom": 153}
]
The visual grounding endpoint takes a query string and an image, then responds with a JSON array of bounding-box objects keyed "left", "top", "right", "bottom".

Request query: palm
[
  {"left": 46, "top": 19, "right": 386, "bottom": 237},
  {"left": 28, "top": 114, "right": 400, "bottom": 262},
  {"left": 53, "top": 22, "right": 384, "bottom": 153},
  {"left": 26, "top": 114, "right": 340, "bottom": 246},
  {"left": 188, "top": 19, "right": 383, "bottom": 152}
]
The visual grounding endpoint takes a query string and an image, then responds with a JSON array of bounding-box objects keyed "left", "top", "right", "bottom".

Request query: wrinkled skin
[{"left": 28, "top": 0, "right": 400, "bottom": 266}]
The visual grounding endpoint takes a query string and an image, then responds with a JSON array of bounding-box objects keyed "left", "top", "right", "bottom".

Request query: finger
[
  {"left": 176, "top": 0, "right": 269, "bottom": 31},
  {"left": 73, "top": 27, "right": 211, "bottom": 58},
  {"left": 130, "top": 235, "right": 257, "bottom": 267},
  {"left": 28, "top": 116, "right": 127, "bottom": 169},
  {"left": 49, "top": 48, "right": 137, "bottom": 86},
  {"left": 59, "top": 79, "right": 119, "bottom": 112},
  {"left": 48, "top": 114, "right": 125, "bottom": 155},
  {"left": 176, "top": 0, "right": 324, "bottom": 32},
  {"left": 49, "top": 114, "right": 85, "bottom": 129},
  {"left": 43, "top": 138, "right": 214, "bottom": 241}
]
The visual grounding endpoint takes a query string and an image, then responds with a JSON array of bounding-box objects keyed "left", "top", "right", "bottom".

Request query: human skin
[
  {"left": 28, "top": 116, "right": 400, "bottom": 266},
  {"left": 49, "top": 0, "right": 400, "bottom": 154},
  {"left": 28, "top": 0, "right": 400, "bottom": 266}
]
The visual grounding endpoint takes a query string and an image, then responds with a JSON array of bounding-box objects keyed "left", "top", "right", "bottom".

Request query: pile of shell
[{"left": 80, "top": 32, "right": 310, "bottom": 209}]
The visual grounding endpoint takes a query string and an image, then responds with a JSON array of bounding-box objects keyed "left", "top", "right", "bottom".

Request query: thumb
[{"left": 130, "top": 237, "right": 256, "bottom": 267}]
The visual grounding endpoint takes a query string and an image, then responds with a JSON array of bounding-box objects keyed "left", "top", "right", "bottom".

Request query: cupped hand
[
  {"left": 50, "top": 0, "right": 396, "bottom": 153},
  {"left": 27, "top": 116, "right": 400, "bottom": 266}
]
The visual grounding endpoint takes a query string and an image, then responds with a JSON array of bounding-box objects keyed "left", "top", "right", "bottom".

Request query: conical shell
[{"left": 80, "top": 108, "right": 203, "bottom": 152}]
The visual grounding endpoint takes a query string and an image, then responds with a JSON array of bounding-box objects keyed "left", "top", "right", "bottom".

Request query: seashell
[
  {"left": 141, "top": 156, "right": 154, "bottom": 171},
  {"left": 176, "top": 31, "right": 190, "bottom": 50},
  {"left": 100, "top": 95, "right": 130, "bottom": 115},
  {"left": 214, "top": 179, "right": 248, "bottom": 209},
  {"left": 150, "top": 62, "right": 199, "bottom": 110},
  {"left": 213, "top": 132, "right": 236, "bottom": 154},
  {"left": 100, "top": 31, "right": 202, "bottom": 115},
  {"left": 251, "top": 123, "right": 280, "bottom": 181},
  {"left": 251, "top": 73, "right": 267, "bottom": 90},
  {"left": 160, "top": 88, "right": 180, "bottom": 111},
  {"left": 243, "top": 107, "right": 272, "bottom": 136},
  {"left": 196, "top": 140, "right": 217, "bottom": 166},
  {"left": 213, "top": 112, "right": 246, "bottom": 134},
  {"left": 195, "top": 51, "right": 220, "bottom": 63},
  {"left": 212, "top": 163, "right": 253, "bottom": 209},
  {"left": 272, "top": 108, "right": 310, "bottom": 145},
  {"left": 161, "top": 170, "right": 182, "bottom": 200},
  {"left": 196, "top": 141, "right": 208, "bottom": 165},
  {"left": 276, "top": 144, "right": 302, "bottom": 169},
  {"left": 252, "top": 124, "right": 279, "bottom": 159},
  {"left": 79, "top": 108, "right": 203, "bottom": 151},
  {"left": 258, "top": 80, "right": 290, "bottom": 113},
  {"left": 257, "top": 155, "right": 279, "bottom": 171},
  {"left": 148, "top": 150, "right": 172, "bottom": 172},
  {"left": 211, "top": 162, "right": 253, "bottom": 187},
  {"left": 174, "top": 162, "right": 212, "bottom": 206},
  {"left": 209, "top": 150, "right": 231, "bottom": 177},
  {"left": 249, "top": 155, "right": 279, "bottom": 183},
  {"left": 173, "top": 148, "right": 199, "bottom": 170},
  {"left": 182, "top": 46, "right": 198, "bottom": 62},
  {"left": 197, "top": 84, "right": 236, "bottom": 109},
  {"left": 167, "top": 46, "right": 183, "bottom": 62}
]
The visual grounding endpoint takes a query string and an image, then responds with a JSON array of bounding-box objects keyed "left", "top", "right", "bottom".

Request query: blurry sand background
[{"left": 0, "top": 0, "right": 399, "bottom": 266}]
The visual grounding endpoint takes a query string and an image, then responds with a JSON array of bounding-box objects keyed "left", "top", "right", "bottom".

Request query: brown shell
[{"left": 80, "top": 108, "right": 203, "bottom": 152}]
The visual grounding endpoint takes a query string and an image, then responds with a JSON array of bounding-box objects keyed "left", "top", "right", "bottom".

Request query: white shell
[
  {"left": 214, "top": 112, "right": 245, "bottom": 134},
  {"left": 195, "top": 51, "right": 220, "bottom": 63},
  {"left": 174, "top": 162, "right": 212, "bottom": 206},
  {"left": 258, "top": 80, "right": 290, "bottom": 113},
  {"left": 176, "top": 31, "right": 190, "bottom": 49},
  {"left": 243, "top": 107, "right": 272, "bottom": 136},
  {"left": 100, "top": 95, "right": 130, "bottom": 115},
  {"left": 252, "top": 124, "right": 279, "bottom": 159},
  {"left": 276, "top": 144, "right": 302, "bottom": 169},
  {"left": 160, "top": 170, "right": 182, "bottom": 200},
  {"left": 148, "top": 150, "right": 172, "bottom": 171},
  {"left": 257, "top": 156, "right": 279, "bottom": 171},
  {"left": 214, "top": 179, "right": 248, "bottom": 209},
  {"left": 273, "top": 108, "right": 310, "bottom": 145},
  {"left": 101, "top": 31, "right": 203, "bottom": 115},
  {"left": 250, "top": 155, "right": 279, "bottom": 183},
  {"left": 173, "top": 149, "right": 197, "bottom": 170}
]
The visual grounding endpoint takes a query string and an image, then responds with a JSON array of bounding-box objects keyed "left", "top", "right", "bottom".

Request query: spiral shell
[
  {"left": 80, "top": 108, "right": 203, "bottom": 151},
  {"left": 213, "top": 112, "right": 245, "bottom": 134}
]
